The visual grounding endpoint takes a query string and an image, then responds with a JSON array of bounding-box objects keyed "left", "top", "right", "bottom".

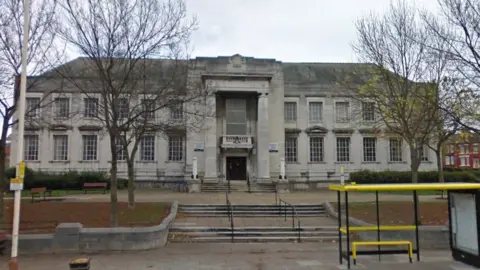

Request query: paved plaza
[{"left": 0, "top": 243, "right": 475, "bottom": 270}]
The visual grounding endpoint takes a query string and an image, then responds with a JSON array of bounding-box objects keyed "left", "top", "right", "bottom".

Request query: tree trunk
[
  {"left": 0, "top": 118, "right": 10, "bottom": 230},
  {"left": 127, "top": 160, "right": 135, "bottom": 209},
  {"left": 109, "top": 134, "right": 119, "bottom": 227},
  {"left": 410, "top": 146, "right": 421, "bottom": 183},
  {"left": 436, "top": 149, "right": 444, "bottom": 183}
]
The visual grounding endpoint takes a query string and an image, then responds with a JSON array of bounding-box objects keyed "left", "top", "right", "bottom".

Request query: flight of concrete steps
[
  {"left": 168, "top": 204, "right": 338, "bottom": 243},
  {"left": 177, "top": 204, "right": 326, "bottom": 217},
  {"left": 201, "top": 182, "right": 276, "bottom": 193}
]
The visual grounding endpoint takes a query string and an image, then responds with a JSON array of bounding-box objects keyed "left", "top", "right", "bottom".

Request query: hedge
[
  {"left": 350, "top": 170, "right": 480, "bottom": 184},
  {"left": 5, "top": 167, "right": 128, "bottom": 191}
]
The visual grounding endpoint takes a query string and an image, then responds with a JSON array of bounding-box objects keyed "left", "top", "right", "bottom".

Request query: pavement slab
[{"left": 0, "top": 243, "right": 476, "bottom": 270}]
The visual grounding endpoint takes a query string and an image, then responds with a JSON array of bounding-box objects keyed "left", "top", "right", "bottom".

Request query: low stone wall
[
  {"left": 4, "top": 201, "right": 178, "bottom": 255},
  {"left": 323, "top": 201, "right": 449, "bottom": 249}
]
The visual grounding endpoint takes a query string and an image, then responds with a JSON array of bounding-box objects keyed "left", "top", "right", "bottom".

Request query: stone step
[
  {"left": 179, "top": 204, "right": 325, "bottom": 208},
  {"left": 169, "top": 226, "right": 337, "bottom": 231},
  {"left": 178, "top": 213, "right": 325, "bottom": 217},
  {"left": 167, "top": 235, "right": 338, "bottom": 243}
]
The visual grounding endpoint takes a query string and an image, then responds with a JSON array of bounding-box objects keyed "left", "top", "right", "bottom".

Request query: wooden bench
[
  {"left": 83, "top": 182, "right": 108, "bottom": 194},
  {"left": 0, "top": 231, "right": 6, "bottom": 255},
  {"left": 352, "top": 240, "right": 413, "bottom": 265},
  {"left": 31, "top": 187, "right": 53, "bottom": 203}
]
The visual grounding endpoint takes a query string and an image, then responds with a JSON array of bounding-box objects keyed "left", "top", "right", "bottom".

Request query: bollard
[{"left": 69, "top": 257, "right": 91, "bottom": 270}]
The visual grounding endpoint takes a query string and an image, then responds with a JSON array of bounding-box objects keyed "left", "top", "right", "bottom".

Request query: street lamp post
[{"left": 9, "top": 0, "right": 30, "bottom": 269}]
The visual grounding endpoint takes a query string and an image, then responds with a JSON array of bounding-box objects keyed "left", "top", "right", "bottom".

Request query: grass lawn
[
  {"left": 2, "top": 200, "right": 170, "bottom": 234},
  {"left": 335, "top": 201, "right": 448, "bottom": 226}
]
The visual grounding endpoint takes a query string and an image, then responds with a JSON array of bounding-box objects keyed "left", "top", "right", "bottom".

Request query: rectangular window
[
  {"left": 363, "top": 137, "right": 376, "bottom": 162},
  {"left": 140, "top": 135, "right": 155, "bottom": 161},
  {"left": 445, "top": 156, "right": 455, "bottom": 166},
  {"left": 226, "top": 99, "right": 247, "bottom": 135},
  {"left": 84, "top": 98, "right": 98, "bottom": 118},
  {"left": 54, "top": 98, "right": 69, "bottom": 118},
  {"left": 115, "top": 136, "right": 126, "bottom": 161},
  {"left": 309, "top": 137, "right": 324, "bottom": 162},
  {"left": 474, "top": 158, "right": 480, "bottom": 169},
  {"left": 141, "top": 99, "right": 155, "bottom": 120},
  {"left": 26, "top": 97, "right": 41, "bottom": 118},
  {"left": 82, "top": 135, "right": 97, "bottom": 161},
  {"left": 448, "top": 144, "right": 455, "bottom": 153},
  {"left": 284, "top": 102, "right": 297, "bottom": 122},
  {"left": 362, "top": 102, "right": 375, "bottom": 121},
  {"left": 459, "top": 144, "right": 470, "bottom": 154},
  {"left": 168, "top": 136, "right": 184, "bottom": 161},
  {"left": 389, "top": 138, "right": 403, "bottom": 162},
  {"left": 421, "top": 145, "right": 429, "bottom": 161},
  {"left": 308, "top": 102, "right": 323, "bottom": 123},
  {"left": 169, "top": 102, "right": 184, "bottom": 121},
  {"left": 336, "top": 137, "right": 350, "bottom": 162},
  {"left": 335, "top": 102, "right": 350, "bottom": 123},
  {"left": 116, "top": 98, "right": 129, "bottom": 119},
  {"left": 474, "top": 144, "right": 479, "bottom": 153},
  {"left": 24, "top": 135, "right": 39, "bottom": 161},
  {"left": 285, "top": 136, "right": 297, "bottom": 163},
  {"left": 460, "top": 156, "right": 470, "bottom": 166},
  {"left": 53, "top": 135, "right": 68, "bottom": 161}
]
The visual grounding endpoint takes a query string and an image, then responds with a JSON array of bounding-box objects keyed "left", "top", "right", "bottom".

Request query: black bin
[{"left": 69, "top": 258, "right": 91, "bottom": 270}]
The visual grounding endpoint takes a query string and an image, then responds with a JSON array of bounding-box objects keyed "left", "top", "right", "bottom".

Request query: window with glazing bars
[
  {"left": 115, "top": 136, "right": 126, "bottom": 161},
  {"left": 335, "top": 102, "right": 350, "bottom": 123},
  {"left": 362, "top": 102, "right": 375, "bottom": 121},
  {"left": 389, "top": 138, "right": 403, "bottom": 162},
  {"left": 363, "top": 137, "right": 376, "bottom": 162},
  {"left": 309, "top": 102, "right": 323, "bottom": 122},
  {"left": 54, "top": 98, "right": 69, "bottom": 118},
  {"left": 82, "top": 135, "right": 97, "bottom": 160},
  {"left": 140, "top": 135, "right": 155, "bottom": 161},
  {"left": 336, "top": 137, "right": 350, "bottom": 162},
  {"left": 24, "top": 135, "right": 39, "bottom": 161},
  {"left": 53, "top": 135, "right": 68, "bottom": 161},
  {"left": 168, "top": 136, "right": 184, "bottom": 161},
  {"left": 284, "top": 102, "right": 297, "bottom": 122},
  {"left": 309, "top": 136, "right": 324, "bottom": 162},
  {"left": 84, "top": 98, "right": 98, "bottom": 118},
  {"left": 26, "top": 98, "right": 41, "bottom": 118},
  {"left": 285, "top": 136, "right": 297, "bottom": 163}
]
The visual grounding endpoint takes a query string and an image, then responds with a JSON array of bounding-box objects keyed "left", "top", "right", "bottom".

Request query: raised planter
[
  {"left": 323, "top": 201, "right": 449, "bottom": 250},
  {"left": 3, "top": 201, "right": 178, "bottom": 254}
]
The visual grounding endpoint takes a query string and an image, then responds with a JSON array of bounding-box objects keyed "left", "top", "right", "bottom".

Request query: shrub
[
  {"left": 349, "top": 170, "right": 479, "bottom": 184},
  {"left": 3, "top": 167, "right": 128, "bottom": 191}
]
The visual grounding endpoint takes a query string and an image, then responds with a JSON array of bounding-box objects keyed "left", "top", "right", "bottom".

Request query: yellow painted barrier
[
  {"left": 352, "top": 240, "right": 413, "bottom": 261},
  {"left": 339, "top": 225, "right": 416, "bottom": 234},
  {"left": 329, "top": 182, "right": 480, "bottom": 192}
]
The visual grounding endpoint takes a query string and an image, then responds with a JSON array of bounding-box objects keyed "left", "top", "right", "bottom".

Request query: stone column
[
  {"left": 204, "top": 94, "right": 218, "bottom": 181},
  {"left": 257, "top": 93, "right": 270, "bottom": 181}
]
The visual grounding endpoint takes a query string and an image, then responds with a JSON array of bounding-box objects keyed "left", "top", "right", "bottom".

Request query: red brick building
[{"left": 444, "top": 133, "right": 480, "bottom": 169}]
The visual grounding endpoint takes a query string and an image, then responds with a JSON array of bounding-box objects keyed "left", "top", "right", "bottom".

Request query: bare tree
[
  {"left": 422, "top": 0, "right": 480, "bottom": 133},
  {"left": 0, "top": 0, "right": 61, "bottom": 227},
  {"left": 53, "top": 0, "right": 198, "bottom": 225},
  {"left": 352, "top": 0, "right": 448, "bottom": 184}
]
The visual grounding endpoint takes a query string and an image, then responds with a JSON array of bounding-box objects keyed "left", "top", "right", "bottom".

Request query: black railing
[
  {"left": 277, "top": 198, "right": 301, "bottom": 242},
  {"left": 225, "top": 192, "right": 234, "bottom": 243}
]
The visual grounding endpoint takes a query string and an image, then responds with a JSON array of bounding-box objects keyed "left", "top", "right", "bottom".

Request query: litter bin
[{"left": 69, "top": 257, "right": 91, "bottom": 270}]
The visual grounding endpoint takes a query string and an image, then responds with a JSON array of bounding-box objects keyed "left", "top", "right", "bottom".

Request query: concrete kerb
[
  {"left": 4, "top": 201, "right": 178, "bottom": 255},
  {"left": 322, "top": 201, "right": 449, "bottom": 249}
]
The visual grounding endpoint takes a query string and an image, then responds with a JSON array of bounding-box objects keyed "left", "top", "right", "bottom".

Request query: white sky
[{"left": 186, "top": 0, "right": 439, "bottom": 62}]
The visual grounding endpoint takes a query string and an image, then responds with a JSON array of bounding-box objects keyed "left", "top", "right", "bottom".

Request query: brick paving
[{"left": 1, "top": 243, "right": 475, "bottom": 270}]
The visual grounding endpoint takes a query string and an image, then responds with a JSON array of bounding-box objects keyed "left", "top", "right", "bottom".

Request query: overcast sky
[{"left": 186, "top": 0, "right": 439, "bottom": 62}]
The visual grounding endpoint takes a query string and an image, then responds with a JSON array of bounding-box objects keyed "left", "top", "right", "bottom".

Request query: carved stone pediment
[
  {"left": 78, "top": 125, "right": 102, "bottom": 131},
  {"left": 49, "top": 124, "right": 73, "bottom": 131},
  {"left": 25, "top": 124, "right": 42, "bottom": 131},
  {"left": 332, "top": 128, "right": 354, "bottom": 134},
  {"left": 305, "top": 126, "right": 328, "bottom": 134},
  {"left": 285, "top": 128, "right": 301, "bottom": 134},
  {"left": 358, "top": 128, "right": 377, "bottom": 134}
]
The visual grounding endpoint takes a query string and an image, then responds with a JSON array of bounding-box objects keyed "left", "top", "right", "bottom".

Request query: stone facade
[{"left": 9, "top": 54, "right": 437, "bottom": 187}]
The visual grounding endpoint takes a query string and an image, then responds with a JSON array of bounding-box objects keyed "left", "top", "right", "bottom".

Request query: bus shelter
[{"left": 329, "top": 182, "right": 480, "bottom": 269}]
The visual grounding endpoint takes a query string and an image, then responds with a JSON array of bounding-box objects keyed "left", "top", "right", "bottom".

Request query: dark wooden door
[{"left": 226, "top": 157, "right": 247, "bottom": 181}]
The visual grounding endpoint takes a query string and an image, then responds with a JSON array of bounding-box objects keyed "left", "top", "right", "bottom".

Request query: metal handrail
[
  {"left": 225, "top": 192, "right": 234, "bottom": 243},
  {"left": 277, "top": 198, "right": 302, "bottom": 242}
]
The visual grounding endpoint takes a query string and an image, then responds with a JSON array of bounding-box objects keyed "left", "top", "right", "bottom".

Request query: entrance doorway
[{"left": 226, "top": 156, "right": 247, "bottom": 181}]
